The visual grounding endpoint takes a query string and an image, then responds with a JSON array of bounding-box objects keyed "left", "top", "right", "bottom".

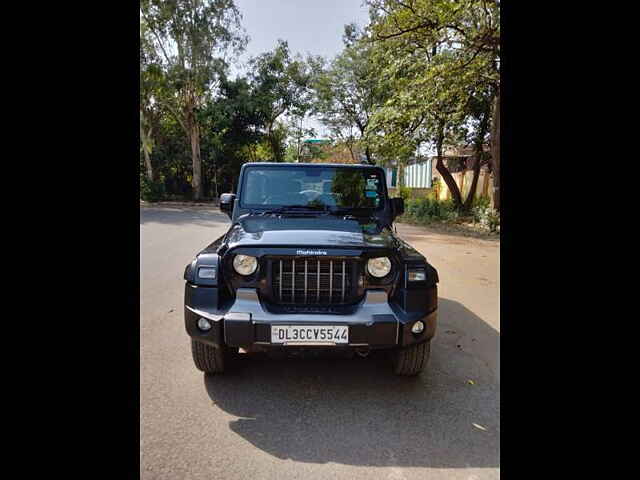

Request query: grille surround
[{"left": 270, "top": 257, "right": 359, "bottom": 306}]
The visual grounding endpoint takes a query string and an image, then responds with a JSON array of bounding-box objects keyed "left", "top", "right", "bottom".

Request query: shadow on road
[
  {"left": 204, "top": 297, "right": 499, "bottom": 469},
  {"left": 140, "top": 206, "right": 229, "bottom": 227}
]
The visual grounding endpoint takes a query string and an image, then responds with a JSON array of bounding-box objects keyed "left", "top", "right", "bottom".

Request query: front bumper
[{"left": 185, "top": 287, "right": 436, "bottom": 349}]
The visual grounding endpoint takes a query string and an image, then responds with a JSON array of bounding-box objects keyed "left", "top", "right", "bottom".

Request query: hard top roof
[{"left": 242, "top": 162, "right": 382, "bottom": 169}]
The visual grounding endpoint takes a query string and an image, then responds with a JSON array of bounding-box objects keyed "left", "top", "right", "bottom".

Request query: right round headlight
[
  {"left": 367, "top": 256, "right": 392, "bottom": 278},
  {"left": 233, "top": 254, "right": 258, "bottom": 275}
]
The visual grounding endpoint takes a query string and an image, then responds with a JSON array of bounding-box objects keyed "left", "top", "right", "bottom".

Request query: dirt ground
[{"left": 396, "top": 222, "right": 500, "bottom": 381}]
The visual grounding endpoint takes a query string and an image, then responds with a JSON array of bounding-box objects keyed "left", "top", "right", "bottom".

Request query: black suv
[{"left": 184, "top": 163, "right": 439, "bottom": 375}]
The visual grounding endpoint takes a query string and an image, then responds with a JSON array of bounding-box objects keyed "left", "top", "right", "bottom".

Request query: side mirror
[
  {"left": 391, "top": 197, "right": 404, "bottom": 219},
  {"left": 220, "top": 193, "right": 236, "bottom": 218}
]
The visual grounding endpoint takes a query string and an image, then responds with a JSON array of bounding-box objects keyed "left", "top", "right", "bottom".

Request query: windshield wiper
[{"left": 256, "top": 204, "right": 330, "bottom": 216}]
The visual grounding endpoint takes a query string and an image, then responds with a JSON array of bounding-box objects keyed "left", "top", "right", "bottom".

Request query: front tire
[
  {"left": 392, "top": 340, "right": 431, "bottom": 376},
  {"left": 191, "top": 340, "right": 234, "bottom": 374}
]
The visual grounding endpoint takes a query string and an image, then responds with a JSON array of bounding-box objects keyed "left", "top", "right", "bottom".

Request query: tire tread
[
  {"left": 191, "top": 340, "right": 225, "bottom": 373},
  {"left": 393, "top": 341, "right": 430, "bottom": 376}
]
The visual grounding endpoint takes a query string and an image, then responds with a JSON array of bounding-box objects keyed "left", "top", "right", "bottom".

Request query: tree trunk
[
  {"left": 463, "top": 110, "right": 490, "bottom": 211},
  {"left": 212, "top": 157, "right": 219, "bottom": 200},
  {"left": 266, "top": 120, "right": 283, "bottom": 162},
  {"left": 435, "top": 130, "right": 463, "bottom": 209},
  {"left": 365, "top": 145, "right": 374, "bottom": 165},
  {"left": 490, "top": 87, "right": 500, "bottom": 211},
  {"left": 347, "top": 142, "right": 356, "bottom": 163},
  {"left": 462, "top": 154, "right": 482, "bottom": 211},
  {"left": 140, "top": 118, "right": 154, "bottom": 182},
  {"left": 189, "top": 122, "right": 203, "bottom": 200},
  {"left": 142, "top": 144, "right": 154, "bottom": 182}
]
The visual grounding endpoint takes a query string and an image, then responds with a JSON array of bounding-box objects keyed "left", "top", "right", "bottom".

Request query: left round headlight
[
  {"left": 367, "top": 257, "right": 392, "bottom": 278},
  {"left": 233, "top": 254, "right": 258, "bottom": 275}
]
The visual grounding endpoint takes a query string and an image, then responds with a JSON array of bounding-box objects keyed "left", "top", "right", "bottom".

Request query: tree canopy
[{"left": 139, "top": 0, "right": 501, "bottom": 210}]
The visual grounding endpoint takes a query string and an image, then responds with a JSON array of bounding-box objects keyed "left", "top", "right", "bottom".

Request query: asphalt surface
[{"left": 140, "top": 205, "right": 500, "bottom": 480}]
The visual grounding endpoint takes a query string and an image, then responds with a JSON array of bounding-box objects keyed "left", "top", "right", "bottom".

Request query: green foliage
[
  {"left": 304, "top": 142, "right": 330, "bottom": 161},
  {"left": 285, "top": 115, "right": 316, "bottom": 162},
  {"left": 403, "top": 197, "right": 459, "bottom": 223},
  {"left": 472, "top": 195, "right": 491, "bottom": 211},
  {"left": 140, "top": 173, "right": 166, "bottom": 202},
  {"left": 397, "top": 186, "right": 412, "bottom": 201},
  {"left": 364, "top": 0, "right": 500, "bottom": 205},
  {"left": 471, "top": 197, "right": 500, "bottom": 232},
  {"left": 249, "top": 40, "right": 314, "bottom": 162},
  {"left": 138, "top": 0, "right": 500, "bottom": 206},
  {"left": 309, "top": 24, "right": 385, "bottom": 164},
  {"left": 140, "top": 0, "right": 248, "bottom": 198},
  {"left": 401, "top": 193, "right": 499, "bottom": 231}
]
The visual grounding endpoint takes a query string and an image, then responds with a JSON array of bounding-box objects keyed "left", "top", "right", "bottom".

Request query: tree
[
  {"left": 310, "top": 24, "right": 384, "bottom": 165},
  {"left": 367, "top": 0, "right": 500, "bottom": 209},
  {"left": 284, "top": 115, "right": 316, "bottom": 162},
  {"left": 249, "top": 40, "right": 313, "bottom": 162},
  {"left": 459, "top": 83, "right": 494, "bottom": 210},
  {"left": 140, "top": 0, "right": 247, "bottom": 199},
  {"left": 368, "top": 43, "right": 470, "bottom": 208},
  {"left": 201, "top": 75, "right": 266, "bottom": 194},
  {"left": 140, "top": 20, "right": 164, "bottom": 183}
]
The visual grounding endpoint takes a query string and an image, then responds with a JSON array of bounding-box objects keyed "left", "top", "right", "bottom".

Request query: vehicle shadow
[{"left": 203, "top": 297, "right": 500, "bottom": 469}]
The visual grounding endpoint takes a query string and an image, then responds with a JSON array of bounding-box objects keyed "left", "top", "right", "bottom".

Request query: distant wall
[
  {"left": 404, "top": 160, "right": 432, "bottom": 188},
  {"left": 436, "top": 169, "right": 493, "bottom": 205}
]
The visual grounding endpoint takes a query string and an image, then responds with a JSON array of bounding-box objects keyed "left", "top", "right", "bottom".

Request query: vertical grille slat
[
  {"left": 329, "top": 261, "right": 333, "bottom": 303},
  {"left": 271, "top": 257, "right": 357, "bottom": 305},
  {"left": 292, "top": 259, "right": 295, "bottom": 303},
  {"left": 342, "top": 260, "right": 346, "bottom": 302},
  {"left": 304, "top": 260, "right": 308, "bottom": 302},
  {"left": 279, "top": 260, "right": 283, "bottom": 301}
]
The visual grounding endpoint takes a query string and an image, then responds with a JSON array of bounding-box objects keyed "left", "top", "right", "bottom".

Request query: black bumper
[{"left": 185, "top": 286, "right": 437, "bottom": 349}]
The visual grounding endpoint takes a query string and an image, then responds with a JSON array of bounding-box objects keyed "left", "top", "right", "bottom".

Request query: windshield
[{"left": 240, "top": 166, "right": 386, "bottom": 210}]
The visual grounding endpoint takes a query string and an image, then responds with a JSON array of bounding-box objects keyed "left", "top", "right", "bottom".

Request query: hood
[{"left": 224, "top": 216, "right": 397, "bottom": 251}]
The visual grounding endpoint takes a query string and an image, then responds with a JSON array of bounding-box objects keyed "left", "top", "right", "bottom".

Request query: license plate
[{"left": 271, "top": 325, "right": 349, "bottom": 344}]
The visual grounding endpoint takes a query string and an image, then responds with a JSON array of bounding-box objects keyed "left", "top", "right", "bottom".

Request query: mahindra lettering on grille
[{"left": 272, "top": 258, "right": 356, "bottom": 305}]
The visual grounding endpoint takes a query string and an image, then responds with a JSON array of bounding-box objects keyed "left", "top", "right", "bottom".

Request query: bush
[
  {"left": 140, "top": 175, "right": 165, "bottom": 202},
  {"left": 471, "top": 199, "right": 500, "bottom": 232},
  {"left": 472, "top": 195, "right": 491, "bottom": 211},
  {"left": 403, "top": 197, "right": 459, "bottom": 223},
  {"left": 397, "top": 185, "right": 412, "bottom": 201},
  {"left": 400, "top": 191, "right": 500, "bottom": 233}
]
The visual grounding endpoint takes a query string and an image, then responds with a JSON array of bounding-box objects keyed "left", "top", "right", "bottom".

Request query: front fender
[{"left": 184, "top": 253, "right": 220, "bottom": 287}]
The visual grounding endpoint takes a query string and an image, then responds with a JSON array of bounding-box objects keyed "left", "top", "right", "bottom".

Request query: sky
[{"left": 231, "top": 0, "right": 370, "bottom": 137}]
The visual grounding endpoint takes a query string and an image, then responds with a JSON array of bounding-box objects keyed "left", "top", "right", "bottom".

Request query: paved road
[{"left": 140, "top": 205, "right": 500, "bottom": 480}]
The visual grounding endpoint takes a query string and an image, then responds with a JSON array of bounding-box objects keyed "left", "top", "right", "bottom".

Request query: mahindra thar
[{"left": 183, "top": 163, "right": 439, "bottom": 376}]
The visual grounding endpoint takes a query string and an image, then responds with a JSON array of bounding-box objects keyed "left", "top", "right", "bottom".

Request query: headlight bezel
[
  {"left": 232, "top": 254, "right": 258, "bottom": 276},
  {"left": 367, "top": 256, "right": 392, "bottom": 278}
]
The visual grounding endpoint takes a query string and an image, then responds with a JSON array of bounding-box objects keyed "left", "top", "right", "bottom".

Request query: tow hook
[{"left": 355, "top": 346, "right": 371, "bottom": 358}]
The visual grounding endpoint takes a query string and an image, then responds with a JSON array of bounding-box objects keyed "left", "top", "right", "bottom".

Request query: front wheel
[
  {"left": 392, "top": 340, "right": 431, "bottom": 376},
  {"left": 191, "top": 340, "right": 235, "bottom": 374}
]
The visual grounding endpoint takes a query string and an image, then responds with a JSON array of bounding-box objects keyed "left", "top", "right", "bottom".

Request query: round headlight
[
  {"left": 233, "top": 254, "right": 258, "bottom": 275},
  {"left": 367, "top": 257, "right": 392, "bottom": 278}
]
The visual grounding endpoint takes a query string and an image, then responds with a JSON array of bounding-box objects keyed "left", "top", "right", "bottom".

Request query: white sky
[{"left": 230, "top": 0, "right": 370, "bottom": 137}]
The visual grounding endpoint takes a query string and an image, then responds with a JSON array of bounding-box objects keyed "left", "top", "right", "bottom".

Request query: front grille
[{"left": 271, "top": 258, "right": 357, "bottom": 305}]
